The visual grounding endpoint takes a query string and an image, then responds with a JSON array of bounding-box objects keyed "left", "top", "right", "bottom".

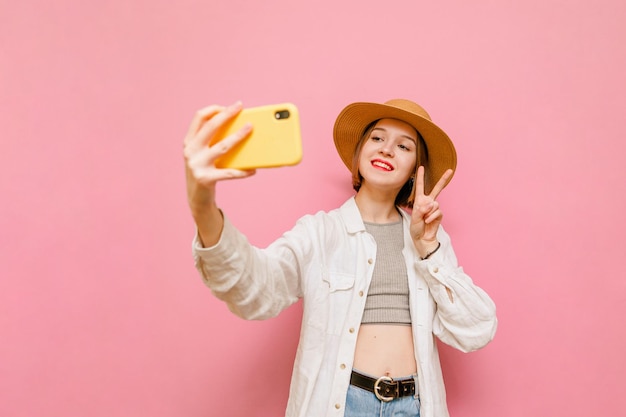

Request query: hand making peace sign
[{"left": 410, "top": 166, "right": 454, "bottom": 257}]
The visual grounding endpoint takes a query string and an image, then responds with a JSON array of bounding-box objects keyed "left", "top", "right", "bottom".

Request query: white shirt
[{"left": 192, "top": 197, "right": 497, "bottom": 417}]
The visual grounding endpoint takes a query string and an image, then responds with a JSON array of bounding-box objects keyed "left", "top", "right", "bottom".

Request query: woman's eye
[
  {"left": 398, "top": 144, "right": 411, "bottom": 151},
  {"left": 371, "top": 136, "right": 382, "bottom": 142}
]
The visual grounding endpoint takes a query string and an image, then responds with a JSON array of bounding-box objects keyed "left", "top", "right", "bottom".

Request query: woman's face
[{"left": 357, "top": 118, "right": 418, "bottom": 194}]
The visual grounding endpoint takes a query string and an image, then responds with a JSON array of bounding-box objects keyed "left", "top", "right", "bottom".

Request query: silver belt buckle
[{"left": 373, "top": 376, "right": 395, "bottom": 402}]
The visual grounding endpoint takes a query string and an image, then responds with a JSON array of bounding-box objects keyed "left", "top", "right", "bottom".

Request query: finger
[
  {"left": 185, "top": 101, "right": 243, "bottom": 151},
  {"left": 192, "top": 166, "right": 257, "bottom": 184},
  {"left": 415, "top": 166, "right": 426, "bottom": 196},
  {"left": 185, "top": 104, "right": 224, "bottom": 140},
  {"left": 410, "top": 198, "right": 434, "bottom": 227},
  {"left": 429, "top": 169, "right": 454, "bottom": 199},
  {"left": 188, "top": 151, "right": 256, "bottom": 185},
  {"left": 417, "top": 200, "right": 437, "bottom": 217},
  {"left": 424, "top": 207, "right": 443, "bottom": 224},
  {"left": 217, "top": 168, "right": 257, "bottom": 181},
  {"left": 206, "top": 123, "right": 253, "bottom": 164},
  {"left": 186, "top": 123, "right": 253, "bottom": 181}
]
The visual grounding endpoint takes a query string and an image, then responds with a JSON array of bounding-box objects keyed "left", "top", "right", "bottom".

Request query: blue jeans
[{"left": 345, "top": 373, "right": 420, "bottom": 417}]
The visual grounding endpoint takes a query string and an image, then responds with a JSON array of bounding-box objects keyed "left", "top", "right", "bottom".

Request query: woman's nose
[{"left": 379, "top": 145, "right": 394, "bottom": 157}]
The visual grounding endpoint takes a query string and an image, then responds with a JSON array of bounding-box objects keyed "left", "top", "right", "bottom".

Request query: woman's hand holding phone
[{"left": 183, "top": 101, "right": 257, "bottom": 246}]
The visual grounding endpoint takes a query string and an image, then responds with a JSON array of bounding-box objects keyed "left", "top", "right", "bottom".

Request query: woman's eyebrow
[{"left": 371, "top": 127, "right": 417, "bottom": 144}]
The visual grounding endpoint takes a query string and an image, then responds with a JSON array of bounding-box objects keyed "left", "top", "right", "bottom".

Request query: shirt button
[
  {"left": 335, "top": 403, "right": 341, "bottom": 409},
  {"left": 433, "top": 267, "right": 439, "bottom": 273},
  {"left": 359, "top": 291, "right": 364, "bottom": 297},
  {"left": 367, "top": 258, "right": 373, "bottom": 265},
  {"left": 349, "top": 328, "right": 355, "bottom": 333},
  {"left": 340, "top": 363, "right": 346, "bottom": 370}
]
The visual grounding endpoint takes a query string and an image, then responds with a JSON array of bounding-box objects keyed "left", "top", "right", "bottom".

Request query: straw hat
[{"left": 333, "top": 99, "right": 457, "bottom": 194}]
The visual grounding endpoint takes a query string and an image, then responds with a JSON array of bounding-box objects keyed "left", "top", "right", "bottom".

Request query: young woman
[{"left": 183, "top": 99, "right": 497, "bottom": 417}]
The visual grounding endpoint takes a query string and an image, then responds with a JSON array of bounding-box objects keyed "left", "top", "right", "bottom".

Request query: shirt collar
[
  {"left": 338, "top": 197, "right": 411, "bottom": 234},
  {"left": 338, "top": 197, "right": 365, "bottom": 234}
]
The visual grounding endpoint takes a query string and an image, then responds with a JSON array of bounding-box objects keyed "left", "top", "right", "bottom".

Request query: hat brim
[{"left": 333, "top": 101, "right": 457, "bottom": 195}]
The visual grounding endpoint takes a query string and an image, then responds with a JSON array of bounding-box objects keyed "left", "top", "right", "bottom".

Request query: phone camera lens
[{"left": 275, "top": 110, "right": 290, "bottom": 120}]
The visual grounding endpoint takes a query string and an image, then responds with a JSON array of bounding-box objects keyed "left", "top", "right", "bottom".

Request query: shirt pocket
[
  {"left": 324, "top": 271, "right": 355, "bottom": 293},
  {"left": 309, "top": 271, "right": 355, "bottom": 335}
]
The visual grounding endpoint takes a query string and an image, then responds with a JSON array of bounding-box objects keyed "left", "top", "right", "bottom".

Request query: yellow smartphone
[{"left": 211, "top": 103, "right": 302, "bottom": 169}]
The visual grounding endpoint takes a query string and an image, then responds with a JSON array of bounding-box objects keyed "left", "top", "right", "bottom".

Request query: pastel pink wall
[{"left": 2, "top": 1, "right": 625, "bottom": 416}]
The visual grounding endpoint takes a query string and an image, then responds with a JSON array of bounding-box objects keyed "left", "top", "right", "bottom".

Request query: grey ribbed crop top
[{"left": 362, "top": 220, "right": 411, "bottom": 325}]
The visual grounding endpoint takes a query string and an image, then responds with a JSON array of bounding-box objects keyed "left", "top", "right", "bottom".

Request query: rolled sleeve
[
  {"left": 192, "top": 215, "right": 301, "bottom": 320},
  {"left": 415, "top": 228, "right": 497, "bottom": 352}
]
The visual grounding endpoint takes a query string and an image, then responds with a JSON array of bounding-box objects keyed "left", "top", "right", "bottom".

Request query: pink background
[{"left": 2, "top": 1, "right": 625, "bottom": 416}]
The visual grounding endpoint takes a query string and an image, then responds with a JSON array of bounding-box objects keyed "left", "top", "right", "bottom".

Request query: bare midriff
[{"left": 353, "top": 324, "right": 418, "bottom": 378}]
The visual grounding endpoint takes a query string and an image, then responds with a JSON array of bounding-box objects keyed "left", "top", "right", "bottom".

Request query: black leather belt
[{"left": 350, "top": 370, "right": 416, "bottom": 402}]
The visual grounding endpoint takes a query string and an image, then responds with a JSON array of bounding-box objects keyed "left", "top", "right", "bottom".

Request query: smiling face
[{"left": 355, "top": 118, "right": 419, "bottom": 199}]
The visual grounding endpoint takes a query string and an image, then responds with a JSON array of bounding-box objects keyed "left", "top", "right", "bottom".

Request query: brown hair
[{"left": 350, "top": 120, "right": 428, "bottom": 208}]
